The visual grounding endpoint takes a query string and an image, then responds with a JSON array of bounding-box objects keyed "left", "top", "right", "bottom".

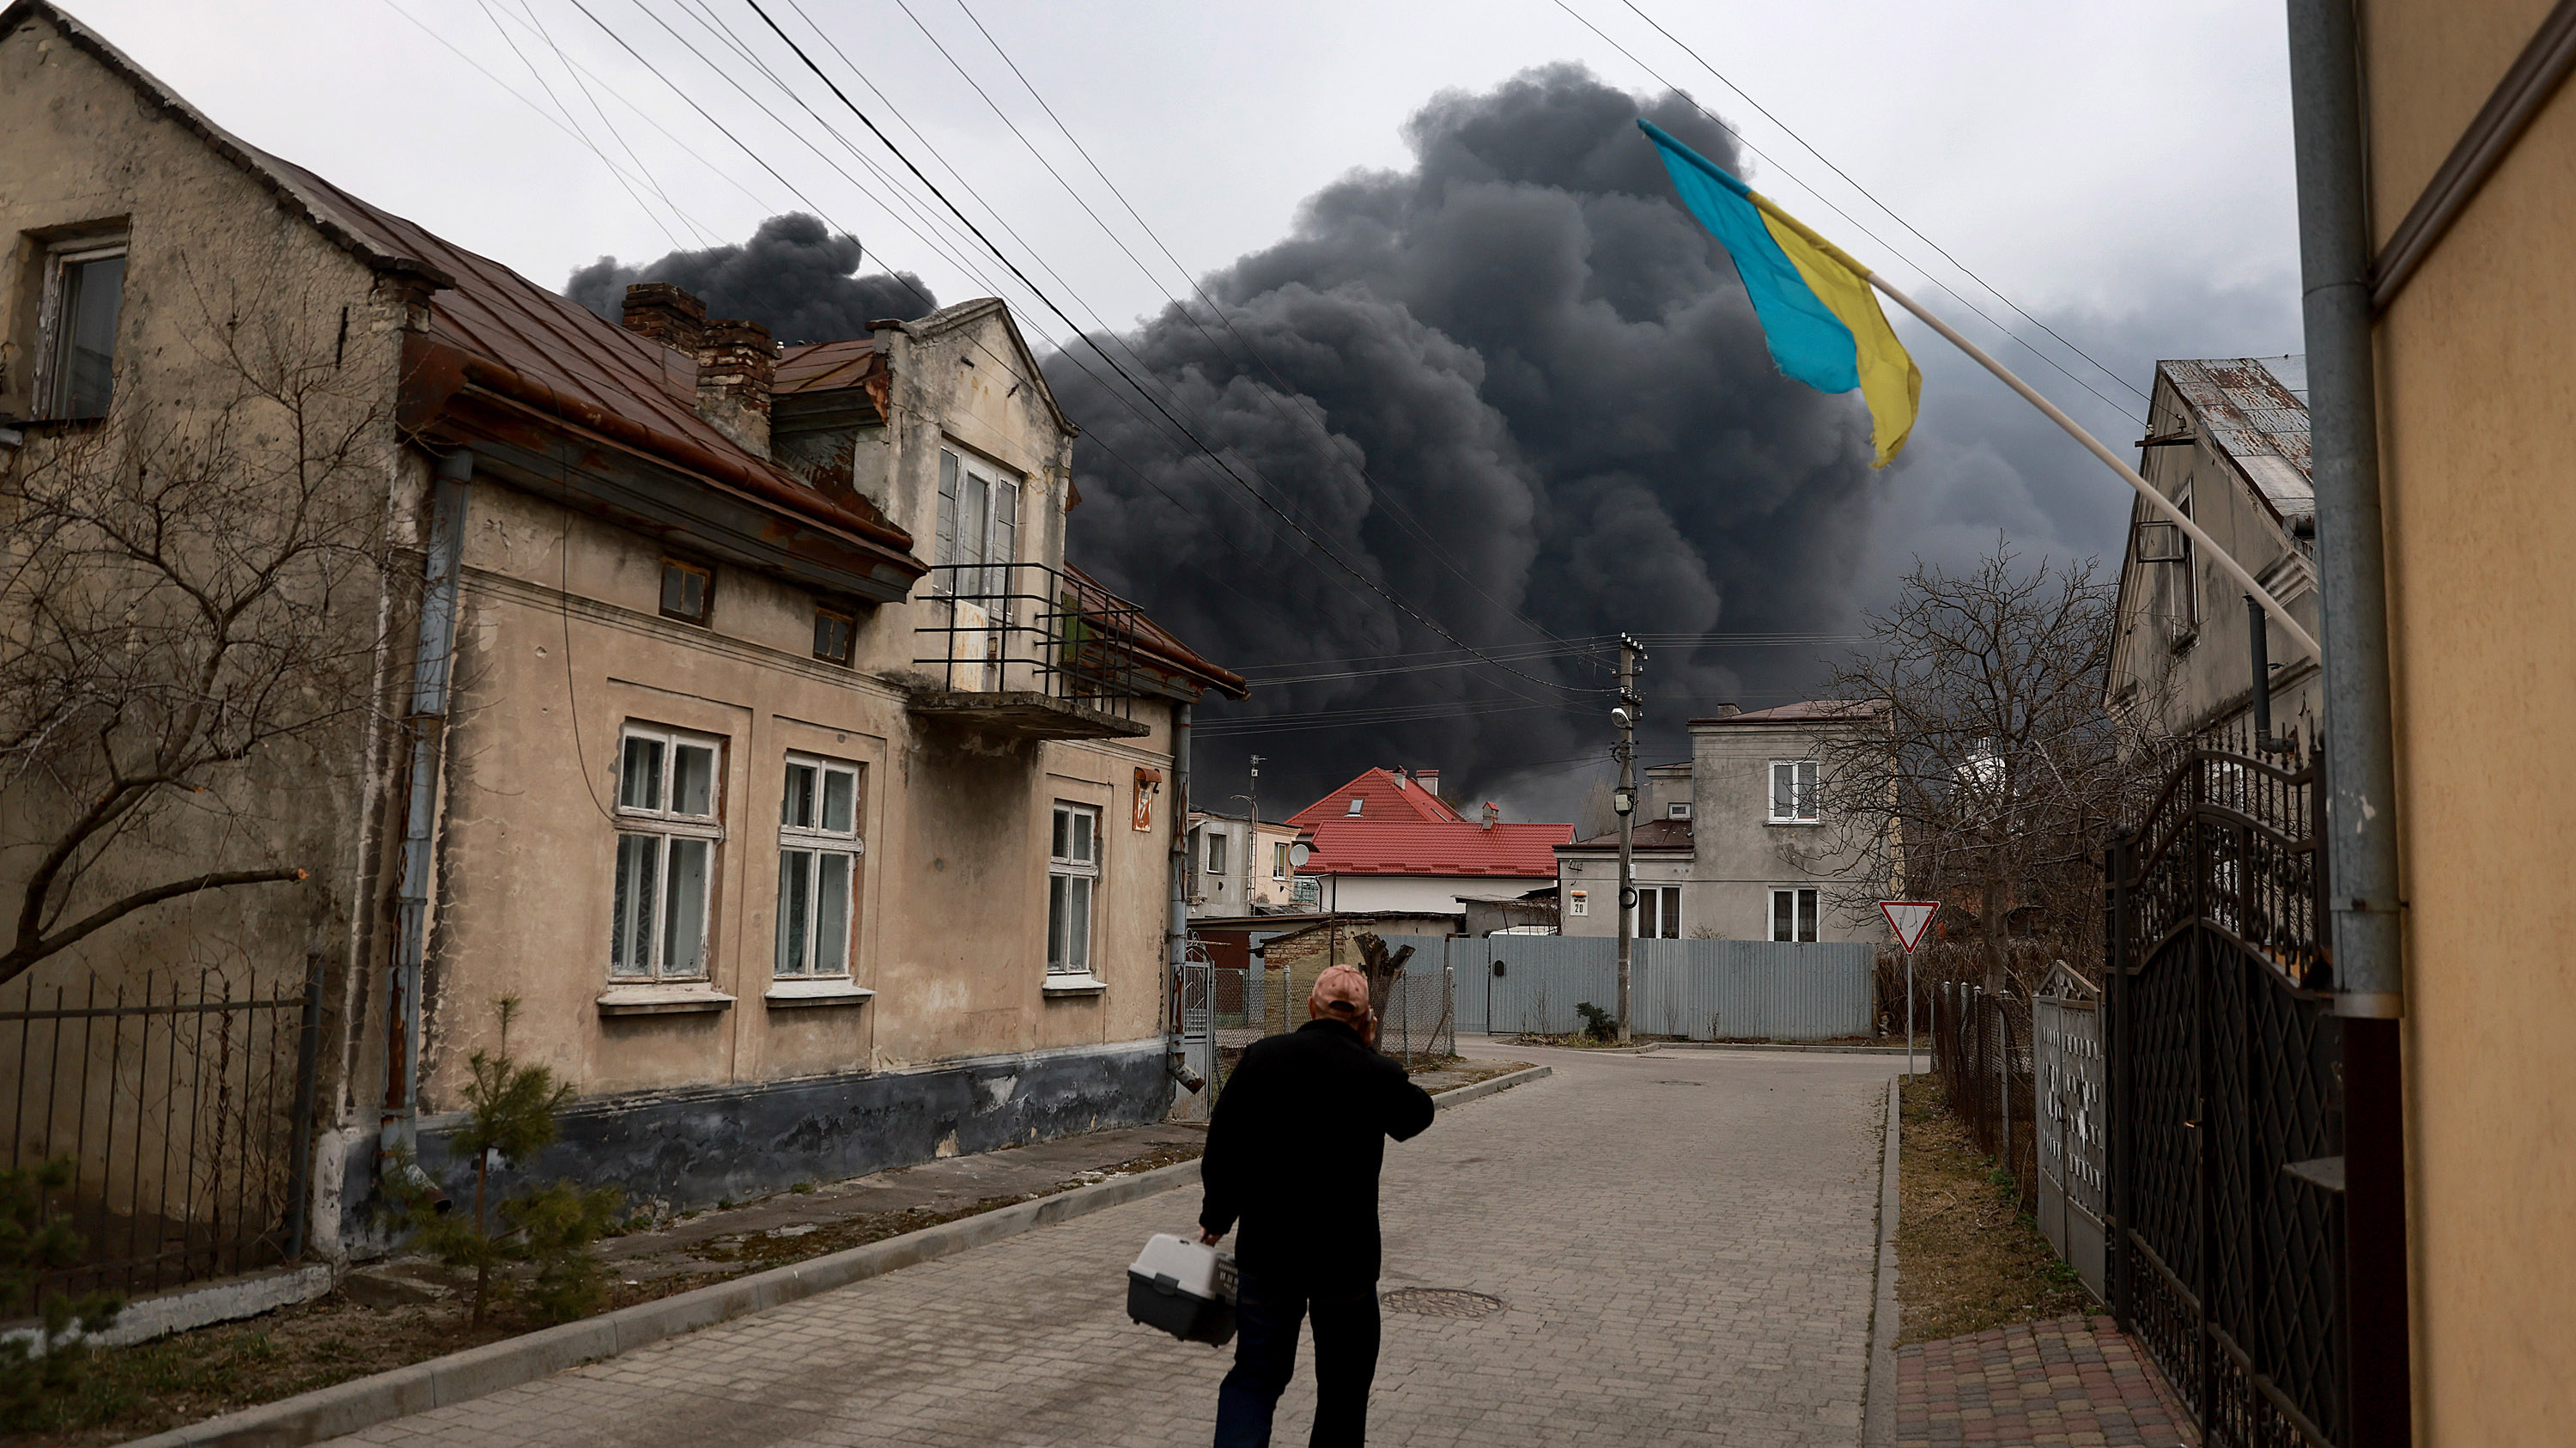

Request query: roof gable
[
  {"left": 895, "top": 297, "right": 1078, "bottom": 437},
  {"left": 1286, "top": 768, "right": 1469, "bottom": 828}
]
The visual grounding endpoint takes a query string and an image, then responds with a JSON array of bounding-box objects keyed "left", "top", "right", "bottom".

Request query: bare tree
[
  {"left": 1814, "top": 540, "right": 2163, "bottom": 995},
  {"left": 0, "top": 298, "right": 396, "bottom": 986}
]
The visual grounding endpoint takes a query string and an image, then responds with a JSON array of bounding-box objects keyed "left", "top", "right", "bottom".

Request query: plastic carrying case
[{"left": 1126, "top": 1233, "right": 1237, "bottom": 1347}]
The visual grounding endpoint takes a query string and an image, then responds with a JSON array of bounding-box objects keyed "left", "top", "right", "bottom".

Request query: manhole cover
[{"left": 1380, "top": 1287, "right": 1506, "bottom": 1318}]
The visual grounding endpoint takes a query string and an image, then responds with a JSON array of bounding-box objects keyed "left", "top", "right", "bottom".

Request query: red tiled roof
[
  {"left": 1286, "top": 768, "right": 1468, "bottom": 828},
  {"left": 1280, "top": 770, "right": 1570, "bottom": 877}
]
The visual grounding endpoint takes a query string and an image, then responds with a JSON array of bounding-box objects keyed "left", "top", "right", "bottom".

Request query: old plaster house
[
  {"left": 2106, "top": 357, "right": 2321, "bottom": 747},
  {"left": 1555, "top": 702, "right": 1885, "bottom": 943},
  {"left": 0, "top": 0, "right": 1239, "bottom": 1263}
]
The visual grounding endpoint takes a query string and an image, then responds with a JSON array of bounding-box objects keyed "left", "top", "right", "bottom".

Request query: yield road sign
[{"left": 1880, "top": 901, "right": 1938, "bottom": 953}]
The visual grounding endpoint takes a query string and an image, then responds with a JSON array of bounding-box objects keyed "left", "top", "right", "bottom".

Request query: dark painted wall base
[{"left": 338, "top": 1039, "right": 1169, "bottom": 1244}]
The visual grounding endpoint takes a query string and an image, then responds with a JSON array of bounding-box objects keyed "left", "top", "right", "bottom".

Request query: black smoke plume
[
  {"left": 1051, "top": 65, "right": 1882, "bottom": 818},
  {"left": 566, "top": 213, "right": 935, "bottom": 343}
]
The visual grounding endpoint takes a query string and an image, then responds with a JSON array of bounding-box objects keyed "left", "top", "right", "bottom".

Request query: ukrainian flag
[{"left": 1640, "top": 119, "right": 1921, "bottom": 467}]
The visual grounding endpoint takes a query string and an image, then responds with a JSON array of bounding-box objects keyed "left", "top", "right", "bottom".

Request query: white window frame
[
  {"left": 933, "top": 447, "right": 1020, "bottom": 598},
  {"left": 1048, "top": 802, "right": 1101, "bottom": 977},
  {"left": 1770, "top": 887, "right": 1820, "bottom": 943},
  {"left": 775, "top": 754, "right": 864, "bottom": 978},
  {"left": 1635, "top": 885, "right": 1680, "bottom": 940},
  {"left": 1271, "top": 841, "right": 1290, "bottom": 880},
  {"left": 1345, "top": 797, "right": 1364, "bottom": 817},
  {"left": 1768, "top": 759, "right": 1821, "bottom": 824},
  {"left": 1205, "top": 829, "right": 1227, "bottom": 876},
  {"left": 610, "top": 724, "right": 726, "bottom": 982},
  {"left": 33, "top": 237, "right": 129, "bottom": 421}
]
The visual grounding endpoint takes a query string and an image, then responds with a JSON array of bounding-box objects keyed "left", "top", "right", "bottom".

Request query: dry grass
[
  {"left": 1896, "top": 1074, "right": 2093, "bottom": 1346},
  {"left": 5, "top": 1142, "right": 1206, "bottom": 1445}
]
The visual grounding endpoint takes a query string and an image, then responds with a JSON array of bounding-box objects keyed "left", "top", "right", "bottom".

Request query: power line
[
  {"left": 1616, "top": 0, "right": 2150, "bottom": 408},
  {"left": 739, "top": 0, "right": 1597, "bottom": 701},
  {"left": 1549, "top": 0, "right": 2146, "bottom": 429}
]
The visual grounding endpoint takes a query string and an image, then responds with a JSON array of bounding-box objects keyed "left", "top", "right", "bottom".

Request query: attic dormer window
[{"left": 1346, "top": 798, "right": 1364, "bottom": 817}]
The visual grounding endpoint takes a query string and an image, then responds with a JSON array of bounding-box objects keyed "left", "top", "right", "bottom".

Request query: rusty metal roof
[
  {"left": 775, "top": 338, "right": 880, "bottom": 395},
  {"left": 2159, "top": 358, "right": 2313, "bottom": 523},
  {"left": 1064, "top": 564, "right": 1248, "bottom": 699}
]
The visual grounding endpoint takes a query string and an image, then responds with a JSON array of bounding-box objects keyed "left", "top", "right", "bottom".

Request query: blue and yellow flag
[{"left": 1640, "top": 119, "right": 1921, "bottom": 467}]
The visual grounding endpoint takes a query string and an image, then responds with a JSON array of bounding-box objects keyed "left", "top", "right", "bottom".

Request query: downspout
[
  {"left": 1166, "top": 703, "right": 1203, "bottom": 1094},
  {"left": 2284, "top": 2, "right": 2411, "bottom": 1440},
  {"left": 379, "top": 448, "right": 471, "bottom": 1196}
]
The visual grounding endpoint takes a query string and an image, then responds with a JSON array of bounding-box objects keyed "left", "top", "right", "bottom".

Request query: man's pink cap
[{"left": 1310, "top": 965, "right": 1370, "bottom": 1017}]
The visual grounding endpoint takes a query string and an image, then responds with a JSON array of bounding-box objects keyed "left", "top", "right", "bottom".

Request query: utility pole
[
  {"left": 1613, "top": 634, "right": 1643, "bottom": 1043},
  {"left": 1244, "top": 755, "right": 1261, "bottom": 907}
]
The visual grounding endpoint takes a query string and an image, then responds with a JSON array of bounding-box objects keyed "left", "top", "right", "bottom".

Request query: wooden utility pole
[{"left": 1614, "top": 634, "right": 1643, "bottom": 1043}]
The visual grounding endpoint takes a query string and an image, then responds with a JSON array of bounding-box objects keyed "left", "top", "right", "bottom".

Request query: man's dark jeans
[{"left": 1212, "top": 1271, "right": 1380, "bottom": 1446}]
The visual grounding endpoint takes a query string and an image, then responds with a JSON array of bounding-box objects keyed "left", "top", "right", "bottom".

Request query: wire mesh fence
[{"left": 1931, "top": 978, "right": 2037, "bottom": 1208}]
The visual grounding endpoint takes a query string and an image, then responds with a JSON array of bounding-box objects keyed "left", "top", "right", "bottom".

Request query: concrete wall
[
  {"left": 1304, "top": 873, "right": 1540, "bottom": 916},
  {"left": 1185, "top": 816, "right": 1300, "bottom": 916},
  {"left": 2360, "top": 1, "right": 2576, "bottom": 1436},
  {"left": 1687, "top": 721, "right": 1882, "bottom": 943}
]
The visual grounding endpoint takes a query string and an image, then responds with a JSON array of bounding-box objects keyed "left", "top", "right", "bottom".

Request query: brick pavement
[
  {"left": 1894, "top": 1315, "right": 2198, "bottom": 1447},
  {"left": 324, "top": 1046, "right": 1893, "bottom": 1446}
]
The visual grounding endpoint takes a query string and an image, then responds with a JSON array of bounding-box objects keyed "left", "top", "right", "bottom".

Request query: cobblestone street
[{"left": 325, "top": 1045, "right": 1893, "bottom": 1446}]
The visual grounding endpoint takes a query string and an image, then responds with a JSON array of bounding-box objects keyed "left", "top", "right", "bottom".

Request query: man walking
[{"left": 1199, "top": 964, "right": 1437, "bottom": 1446}]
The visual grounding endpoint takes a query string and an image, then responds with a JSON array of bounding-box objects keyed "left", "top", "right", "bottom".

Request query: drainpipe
[
  {"left": 380, "top": 449, "right": 471, "bottom": 1196},
  {"left": 2285, "top": 3, "right": 2410, "bottom": 1440},
  {"left": 1166, "top": 703, "right": 1204, "bottom": 1094}
]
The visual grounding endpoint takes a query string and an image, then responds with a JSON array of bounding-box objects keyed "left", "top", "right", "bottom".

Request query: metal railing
[
  {"left": 913, "top": 561, "right": 1151, "bottom": 718},
  {"left": 1931, "top": 980, "right": 2035, "bottom": 1205},
  {"left": 2, "top": 957, "right": 322, "bottom": 1312}
]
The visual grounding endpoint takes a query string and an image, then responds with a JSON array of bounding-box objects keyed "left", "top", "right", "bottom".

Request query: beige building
[
  {"left": 2106, "top": 358, "right": 2324, "bottom": 746},
  {"left": 1183, "top": 810, "right": 1303, "bottom": 916},
  {"left": 2339, "top": 1, "right": 2576, "bottom": 1436},
  {"left": 0, "top": 1, "right": 1238, "bottom": 1259}
]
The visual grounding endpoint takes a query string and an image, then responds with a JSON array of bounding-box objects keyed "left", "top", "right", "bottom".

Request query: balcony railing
[{"left": 910, "top": 562, "right": 1152, "bottom": 739}]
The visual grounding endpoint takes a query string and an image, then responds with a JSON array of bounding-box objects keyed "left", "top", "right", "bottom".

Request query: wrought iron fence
[
  {"left": 2107, "top": 727, "right": 2347, "bottom": 1446},
  {"left": 1, "top": 956, "right": 322, "bottom": 1313},
  {"left": 913, "top": 561, "right": 1151, "bottom": 718}
]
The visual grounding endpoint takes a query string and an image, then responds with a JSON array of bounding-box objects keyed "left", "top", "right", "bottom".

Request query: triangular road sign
[{"left": 1880, "top": 901, "right": 1938, "bottom": 954}]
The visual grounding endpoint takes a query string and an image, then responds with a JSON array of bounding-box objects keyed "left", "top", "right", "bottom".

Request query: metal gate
[
  {"left": 2035, "top": 967, "right": 2106, "bottom": 1299},
  {"left": 2106, "top": 738, "right": 2352, "bottom": 1446}
]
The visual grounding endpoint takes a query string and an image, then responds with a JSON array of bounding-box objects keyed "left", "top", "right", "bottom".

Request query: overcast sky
[{"left": 60, "top": 0, "right": 2309, "bottom": 811}]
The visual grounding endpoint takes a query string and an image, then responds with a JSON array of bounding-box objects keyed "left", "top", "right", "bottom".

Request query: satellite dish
[{"left": 1288, "top": 843, "right": 1310, "bottom": 867}]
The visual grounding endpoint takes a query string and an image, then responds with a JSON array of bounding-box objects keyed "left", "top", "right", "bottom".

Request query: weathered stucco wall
[
  {"left": 2360, "top": 1, "right": 2576, "bottom": 1437},
  {"left": 0, "top": 11, "right": 414, "bottom": 1230},
  {"left": 1689, "top": 722, "right": 1880, "bottom": 943}
]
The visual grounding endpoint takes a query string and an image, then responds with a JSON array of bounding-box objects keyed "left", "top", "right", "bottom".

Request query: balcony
[{"left": 909, "top": 562, "right": 1155, "bottom": 740}]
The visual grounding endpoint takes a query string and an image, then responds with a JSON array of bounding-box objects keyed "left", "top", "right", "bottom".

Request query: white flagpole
[{"left": 1860, "top": 271, "right": 2324, "bottom": 661}]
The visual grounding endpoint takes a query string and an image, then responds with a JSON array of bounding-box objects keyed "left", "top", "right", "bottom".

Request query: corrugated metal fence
[{"left": 1376, "top": 935, "right": 1874, "bottom": 1041}]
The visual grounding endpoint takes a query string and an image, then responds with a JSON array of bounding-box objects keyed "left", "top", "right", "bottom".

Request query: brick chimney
[
  {"left": 1414, "top": 769, "right": 1440, "bottom": 798},
  {"left": 1710, "top": 703, "right": 1742, "bottom": 718},
  {"left": 1481, "top": 801, "right": 1499, "bottom": 830},
  {"left": 693, "top": 319, "right": 776, "bottom": 459},
  {"left": 620, "top": 283, "right": 705, "bottom": 351}
]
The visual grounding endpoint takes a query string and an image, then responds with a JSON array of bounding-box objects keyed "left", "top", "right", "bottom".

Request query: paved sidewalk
[
  {"left": 325, "top": 1044, "right": 1893, "bottom": 1446},
  {"left": 1895, "top": 1315, "right": 2198, "bottom": 1446}
]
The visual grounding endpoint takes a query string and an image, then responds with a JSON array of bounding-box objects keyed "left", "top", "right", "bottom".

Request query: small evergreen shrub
[{"left": 0, "top": 1157, "right": 122, "bottom": 1429}]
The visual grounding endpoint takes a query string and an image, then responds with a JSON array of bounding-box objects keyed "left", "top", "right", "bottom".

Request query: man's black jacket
[{"left": 1198, "top": 1018, "right": 1437, "bottom": 1295}]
